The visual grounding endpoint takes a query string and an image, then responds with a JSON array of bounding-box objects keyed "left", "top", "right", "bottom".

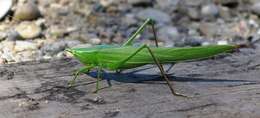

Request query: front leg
[
  {"left": 68, "top": 66, "right": 94, "bottom": 87},
  {"left": 122, "top": 18, "right": 156, "bottom": 46}
]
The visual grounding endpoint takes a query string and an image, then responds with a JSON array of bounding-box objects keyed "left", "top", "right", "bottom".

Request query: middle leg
[{"left": 93, "top": 66, "right": 102, "bottom": 93}]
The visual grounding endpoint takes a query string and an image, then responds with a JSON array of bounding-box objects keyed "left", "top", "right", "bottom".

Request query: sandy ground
[{"left": 1, "top": 45, "right": 260, "bottom": 118}]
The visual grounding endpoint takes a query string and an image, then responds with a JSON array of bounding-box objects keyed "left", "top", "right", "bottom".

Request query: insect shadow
[{"left": 86, "top": 65, "right": 256, "bottom": 86}]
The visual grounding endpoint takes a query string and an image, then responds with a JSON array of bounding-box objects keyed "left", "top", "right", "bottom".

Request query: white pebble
[
  {"left": 15, "top": 21, "right": 42, "bottom": 39},
  {"left": 217, "top": 40, "right": 228, "bottom": 45},
  {"left": 90, "top": 38, "right": 101, "bottom": 45},
  {"left": 249, "top": 19, "right": 259, "bottom": 28},
  {"left": 14, "top": 41, "right": 38, "bottom": 52},
  {"left": 0, "top": 0, "right": 12, "bottom": 19},
  {"left": 202, "top": 42, "right": 210, "bottom": 46}
]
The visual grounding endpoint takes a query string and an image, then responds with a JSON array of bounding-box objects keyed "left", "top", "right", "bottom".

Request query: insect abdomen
[{"left": 155, "top": 45, "right": 236, "bottom": 63}]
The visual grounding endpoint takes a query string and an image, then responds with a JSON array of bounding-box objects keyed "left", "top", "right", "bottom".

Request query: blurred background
[{"left": 0, "top": 0, "right": 259, "bottom": 64}]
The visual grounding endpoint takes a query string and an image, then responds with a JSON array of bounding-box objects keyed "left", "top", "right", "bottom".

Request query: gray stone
[
  {"left": 41, "top": 41, "right": 66, "bottom": 55},
  {"left": 188, "top": 28, "right": 200, "bottom": 36},
  {"left": 41, "top": 41, "right": 67, "bottom": 56},
  {"left": 183, "top": 0, "right": 206, "bottom": 7},
  {"left": 219, "top": 6, "right": 231, "bottom": 20},
  {"left": 41, "top": 40, "right": 82, "bottom": 56},
  {"left": 201, "top": 4, "right": 219, "bottom": 20},
  {"left": 156, "top": 0, "right": 179, "bottom": 11},
  {"left": 199, "top": 22, "right": 219, "bottom": 37},
  {"left": 123, "top": 14, "right": 138, "bottom": 26},
  {"left": 187, "top": 7, "right": 200, "bottom": 20},
  {"left": 65, "top": 40, "right": 82, "bottom": 48},
  {"left": 7, "top": 30, "right": 21, "bottom": 41},
  {"left": 158, "top": 26, "right": 181, "bottom": 47},
  {"left": 251, "top": 2, "right": 260, "bottom": 16},
  {"left": 199, "top": 21, "right": 244, "bottom": 40},
  {"left": 250, "top": 0, "right": 260, "bottom": 4},
  {"left": 136, "top": 8, "right": 171, "bottom": 25},
  {"left": 14, "top": 2, "right": 41, "bottom": 21}
]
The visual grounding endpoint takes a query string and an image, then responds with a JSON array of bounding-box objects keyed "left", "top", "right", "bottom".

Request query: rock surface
[{"left": 0, "top": 45, "right": 260, "bottom": 117}]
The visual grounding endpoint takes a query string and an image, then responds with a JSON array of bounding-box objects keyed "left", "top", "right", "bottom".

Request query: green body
[
  {"left": 69, "top": 44, "right": 236, "bottom": 70},
  {"left": 67, "top": 18, "right": 240, "bottom": 96}
]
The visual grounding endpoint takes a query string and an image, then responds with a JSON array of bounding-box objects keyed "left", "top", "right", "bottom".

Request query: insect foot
[
  {"left": 68, "top": 81, "right": 75, "bottom": 88},
  {"left": 174, "top": 92, "right": 193, "bottom": 98}
]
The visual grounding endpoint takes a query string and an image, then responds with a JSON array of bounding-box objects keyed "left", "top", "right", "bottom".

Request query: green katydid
[{"left": 66, "top": 18, "right": 241, "bottom": 97}]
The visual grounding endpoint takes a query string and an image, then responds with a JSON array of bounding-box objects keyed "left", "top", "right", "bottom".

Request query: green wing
[{"left": 96, "top": 45, "right": 237, "bottom": 70}]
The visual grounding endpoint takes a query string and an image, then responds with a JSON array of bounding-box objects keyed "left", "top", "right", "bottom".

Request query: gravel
[
  {"left": 0, "top": 0, "right": 259, "bottom": 63},
  {"left": 136, "top": 8, "right": 172, "bottom": 25},
  {"left": 201, "top": 4, "right": 219, "bottom": 20}
]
